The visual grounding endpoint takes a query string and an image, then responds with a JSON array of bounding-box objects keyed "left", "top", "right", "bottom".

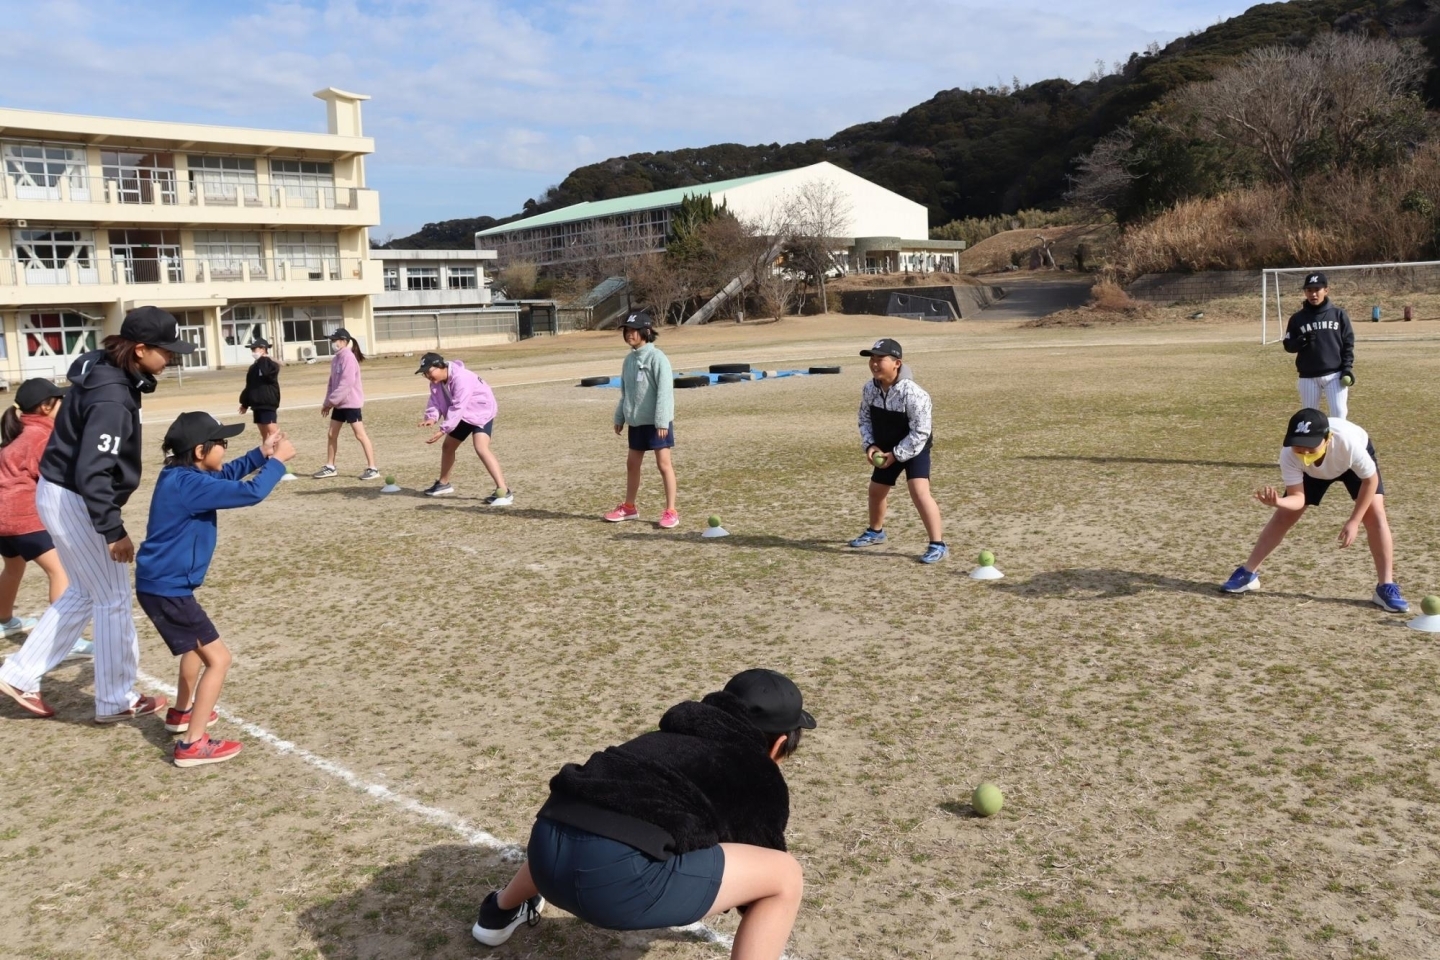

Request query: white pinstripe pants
[
  {"left": 0, "top": 478, "right": 139, "bottom": 716},
  {"left": 1298, "top": 373, "right": 1349, "bottom": 420}
]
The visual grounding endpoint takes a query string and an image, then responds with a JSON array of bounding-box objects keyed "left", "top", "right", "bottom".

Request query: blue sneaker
[
  {"left": 1221, "top": 565, "right": 1259, "bottom": 594},
  {"left": 848, "top": 528, "right": 886, "bottom": 548},
  {"left": 1372, "top": 582, "right": 1408, "bottom": 613},
  {"left": 63, "top": 638, "right": 94, "bottom": 661},
  {"left": 920, "top": 543, "right": 948, "bottom": 564}
]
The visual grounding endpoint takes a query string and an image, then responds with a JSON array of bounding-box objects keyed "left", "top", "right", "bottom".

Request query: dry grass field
[{"left": 3, "top": 313, "right": 1439, "bottom": 960}]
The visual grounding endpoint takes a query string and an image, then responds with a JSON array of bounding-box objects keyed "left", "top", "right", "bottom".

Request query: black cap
[
  {"left": 328, "top": 327, "right": 354, "bottom": 342},
  {"left": 247, "top": 338, "right": 271, "bottom": 350},
  {"left": 162, "top": 412, "right": 246, "bottom": 456},
  {"left": 1284, "top": 408, "right": 1330, "bottom": 448},
  {"left": 620, "top": 312, "right": 654, "bottom": 330},
  {"left": 14, "top": 378, "right": 66, "bottom": 411},
  {"left": 1302, "top": 272, "right": 1328, "bottom": 289},
  {"left": 724, "top": 669, "right": 817, "bottom": 734},
  {"left": 415, "top": 352, "right": 446, "bottom": 375},
  {"left": 120, "top": 306, "right": 195, "bottom": 354},
  {"left": 860, "top": 338, "right": 902, "bottom": 360}
]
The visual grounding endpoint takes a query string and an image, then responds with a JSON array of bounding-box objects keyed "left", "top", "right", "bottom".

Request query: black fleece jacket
[
  {"left": 239, "top": 356, "right": 281, "bottom": 409},
  {"left": 39, "top": 351, "right": 148, "bottom": 543},
  {"left": 536, "top": 691, "right": 790, "bottom": 860},
  {"left": 1283, "top": 298, "right": 1354, "bottom": 377}
]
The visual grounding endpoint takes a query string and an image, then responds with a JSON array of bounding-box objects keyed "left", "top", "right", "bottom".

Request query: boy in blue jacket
[{"left": 136, "top": 413, "right": 294, "bottom": 767}]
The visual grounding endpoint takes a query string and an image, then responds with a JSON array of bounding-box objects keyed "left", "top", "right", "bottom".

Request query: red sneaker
[
  {"left": 659, "top": 509, "right": 680, "bottom": 529},
  {"left": 174, "top": 736, "right": 243, "bottom": 768},
  {"left": 164, "top": 706, "right": 220, "bottom": 734},
  {"left": 0, "top": 678, "right": 55, "bottom": 718},
  {"left": 603, "top": 503, "right": 639, "bottom": 522},
  {"left": 95, "top": 694, "right": 168, "bottom": 724}
]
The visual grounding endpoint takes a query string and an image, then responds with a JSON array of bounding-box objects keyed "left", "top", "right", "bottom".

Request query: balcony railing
[
  {"left": 0, "top": 256, "right": 370, "bottom": 288},
  {"left": 0, "top": 172, "right": 365, "bottom": 210}
]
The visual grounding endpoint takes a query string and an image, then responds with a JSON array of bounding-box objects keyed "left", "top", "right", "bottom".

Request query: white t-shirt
[{"left": 1279, "top": 419, "right": 1375, "bottom": 486}]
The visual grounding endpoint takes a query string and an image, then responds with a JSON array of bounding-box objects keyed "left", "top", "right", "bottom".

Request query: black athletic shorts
[
  {"left": 871, "top": 443, "right": 932, "bottom": 487},
  {"left": 0, "top": 529, "right": 56, "bottom": 562},
  {"left": 447, "top": 418, "right": 494, "bottom": 441},
  {"left": 136, "top": 593, "right": 221, "bottom": 656},
  {"left": 330, "top": 407, "right": 363, "bottom": 424},
  {"left": 1302, "top": 441, "right": 1384, "bottom": 506},
  {"left": 252, "top": 407, "right": 278, "bottom": 425},
  {"left": 627, "top": 423, "right": 675, "bottom": 451}
]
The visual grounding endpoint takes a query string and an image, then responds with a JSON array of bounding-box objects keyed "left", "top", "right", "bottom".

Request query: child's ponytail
[
  {"left": 0, "top": 406, "right": 22, "bottom": 447},
  {"left": 352, "top": 340, "right": 366, "bottom": 363}
]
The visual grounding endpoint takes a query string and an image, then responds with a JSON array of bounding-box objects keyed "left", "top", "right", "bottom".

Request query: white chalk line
[{"left": 134, "top": 669, "right": 742, "bottom": 954}]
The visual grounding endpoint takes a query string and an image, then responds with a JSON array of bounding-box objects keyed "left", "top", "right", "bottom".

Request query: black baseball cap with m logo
[
  {"left": 1284, "top": 408, "right": 1330, "bottom": 448},
  {"left": 1302, "top": 272, "right": 1328, "bottom": 289}
]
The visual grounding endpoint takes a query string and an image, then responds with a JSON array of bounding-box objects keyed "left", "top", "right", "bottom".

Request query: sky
[{"left": 0, "top": 0, "right": 1255, "bottom": 237}]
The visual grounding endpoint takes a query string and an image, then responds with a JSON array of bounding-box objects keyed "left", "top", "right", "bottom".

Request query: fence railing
[
  {"left": 0, "top": 256, "right": 370, "bottom": 288},
  {"left": 0, "top": 172, "right": 366, "bottom": 210}
]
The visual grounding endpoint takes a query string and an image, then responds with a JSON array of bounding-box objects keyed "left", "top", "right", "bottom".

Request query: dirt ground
[
  {"left": 958, "top": 224, "right": 1118, "bottom": 276},
  {"left": 3, "top": 313, "right": 1440, "bottom": 960}
]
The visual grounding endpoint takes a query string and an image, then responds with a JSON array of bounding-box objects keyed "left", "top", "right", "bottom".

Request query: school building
[
  {"left": 0, "top": 89, "right": 382, "bottom": 379},
  {"left": 370, "top": 248, "right": 525, "bottom": 352}
]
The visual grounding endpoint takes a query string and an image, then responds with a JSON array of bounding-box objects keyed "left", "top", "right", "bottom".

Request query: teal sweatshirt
[{"left": 613, "top": 342, "right": 675, "bottom": 428}]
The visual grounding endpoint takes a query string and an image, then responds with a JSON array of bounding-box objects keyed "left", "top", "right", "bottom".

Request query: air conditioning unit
[
  {"left": 15, "top": 220, "right": 27, "bottom": 228},
  {"left": 298, "top": 344, "right": 318, "bottom": 364}
]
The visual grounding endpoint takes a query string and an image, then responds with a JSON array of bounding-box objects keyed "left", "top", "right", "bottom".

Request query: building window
[
  {"left": 383, "top": 266, "right": 399, "bottom": 292},
  {"left": 447, "top": 266, "right": 477, "bottom": 289},
  {"left": 270, "top": 158, "right": 335, "bottom": 208},
  {"left": 101, "top": 150, "right": 176, "bottom": 204},
  {"left": 280, "top": 303, "right": 344, "bottom": 356},
  {"left": 23, "top": 311, "right": 99, "bottom": 358},
  {"left": 3, "top": 142, "right": 91, "bottom": 201},
  {"left": 275, "top": 231, "right": 340, "bottom": 280},
  {"left": 13, "top": 229, "right": 97, "bottom": 285},
  {"left": 107, "top": 229, "right": 182, "bottom": 283},
  {"left": 193, "top": 231, "right": 265, "bottom": 280},
  {"left": 406, "top": 267, "right": 440, "bottom": 291},
  {"left": 188, "top": 155, "right": 259, "bottom": 206}
]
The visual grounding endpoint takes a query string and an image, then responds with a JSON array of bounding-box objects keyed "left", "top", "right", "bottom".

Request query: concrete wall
[{"left": 840, "top": 284, "right": 1004, "bottom": 320}]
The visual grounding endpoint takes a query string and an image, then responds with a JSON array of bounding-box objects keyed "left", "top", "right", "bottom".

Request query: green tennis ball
[
  {"left": 1341, "top": 374, "right": 1354, "bottom": 387},
  {"left": 1422, "top": 595, "right": 1440, "bottom": 616},
  {"left": 978, "top": 549, "right": 995, "bottom": 567},
  {"left": 385, "top": 475, "right": 396, "bottom": 485},
  {"left": 872, "top": 451, "right": 886, "bottom": 467},
  {"left": 971, "top": 783, "right": 1003, "bottom": 817},
  {"left": 708, "top": 515, "right": 722, "bottom": 528}
]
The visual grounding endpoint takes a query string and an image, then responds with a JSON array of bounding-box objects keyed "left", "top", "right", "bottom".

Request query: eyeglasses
[{"left": 213, "top": 438, "right": 228, "bottom": 449}]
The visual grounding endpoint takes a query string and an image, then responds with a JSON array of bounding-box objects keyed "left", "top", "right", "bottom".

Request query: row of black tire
[{"left": 579, "top": 365, "right": 842, "bottom": 388}]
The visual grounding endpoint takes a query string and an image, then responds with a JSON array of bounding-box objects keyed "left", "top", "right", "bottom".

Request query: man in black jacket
[
  {"left": 1283, "top": 273, "right": 1355, "bottom": 420},
  {"left": 470, "top": 669, "right": 816, "bottom": 959}
]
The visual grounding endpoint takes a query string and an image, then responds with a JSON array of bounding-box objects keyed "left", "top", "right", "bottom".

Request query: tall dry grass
[{"left": 1114, "top": 144, "right": 1440, "bottom": 279}]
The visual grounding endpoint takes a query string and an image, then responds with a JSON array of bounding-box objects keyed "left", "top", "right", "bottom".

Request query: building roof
[
  {"left": 377, "top": 249, "right": 497, "bottom": 261},
  {"left": 475, "top": 170, "right": 787, "bottom": 237}
]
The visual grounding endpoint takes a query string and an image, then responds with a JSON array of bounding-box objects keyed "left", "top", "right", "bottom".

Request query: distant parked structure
[
  {"left": 476, "top": 161, "right": 964, "bottom": 274},
  {"left": 370, "top": 248, "right": 522, "bottom": 351}
]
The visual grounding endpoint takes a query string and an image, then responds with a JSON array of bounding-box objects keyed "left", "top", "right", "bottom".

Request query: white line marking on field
[{"left": 135, "top": 669, "right": 747, "bottom": 955}]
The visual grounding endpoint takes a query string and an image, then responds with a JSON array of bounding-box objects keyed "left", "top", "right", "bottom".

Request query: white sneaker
[
  {"left": 359, "top": 467, "right": 381, "bottom": 481},
  {"left": 472, "top": 892, "right": 544, "bottom": 946},
  {"left": 1, "top": 616, "right": 37, "bottom": 639},
  {"left": 483, "top": 488, "right": 514, "bottom": 506}
]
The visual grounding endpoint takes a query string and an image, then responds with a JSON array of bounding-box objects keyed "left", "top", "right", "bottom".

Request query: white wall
[{"left": 715, "top": 162, "right": 929, "bottom": 240}]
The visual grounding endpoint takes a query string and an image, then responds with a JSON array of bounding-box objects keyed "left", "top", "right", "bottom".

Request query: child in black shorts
[
  {"left": 849, "top": 338, "right": 947, "bottom": 563},
  {"left": 135, "top": 413, "right": 294, "bottom": 766},
  {"left": 238, "top": 338, "right": 281, "bottom": 444}
]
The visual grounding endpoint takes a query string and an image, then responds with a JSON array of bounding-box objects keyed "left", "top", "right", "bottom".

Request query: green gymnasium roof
[{"left": 475, "top": 170, "right": 787, "bottom": 237}]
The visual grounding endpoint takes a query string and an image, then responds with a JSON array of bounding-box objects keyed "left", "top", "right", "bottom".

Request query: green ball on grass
[
  {"left": 971, "top": 783, "right": 1003, "bottom": 817},
  {"left": 978, "top": 550, "right": 995, "bottom": 567},
  {"left": 708, "top": 515, "right": 722, "bottom": 528},
  {"left": 1422, "top": 595, "right": 1440, "bottom": 617},
  {"left": 385, "top": 475, "right": 396, "bottom": 485}
]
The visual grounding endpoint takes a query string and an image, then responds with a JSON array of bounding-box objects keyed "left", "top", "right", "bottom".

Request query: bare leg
[
  {"left": 495, "top": 863, "right": 539, "bottom": 911},
  {"left": 257, "top": 422, "right": 279, "bottom": 445},
  {"left": 710, "top": 843, "right": 804, "bottom": 960},
  {"left": 351, "top": 422, "right": 377, "bottom": 469},
  {"left": 1361, "top": 495, "right": 1395, "bottom": 583},
  {"left": 624, "top": 448, "right": 643, "bottom": 506},
  {"left": 1244, "top": 505, "right": 1306, "bottom": 572},
  {"left": 0, "top": 555, "right": 25, "bottom": 621},
  {"left": 175, "top": 649, "right": 202, "bottom": 713},
  {"left": 33, "top": 550, "right": 68, "bottom": 604},
  {"left": 906, "top": 478, "right": 943, "bottom": 542},
  {"left": 867, "top": 481, "right": 891, "bottom": 531},
  {"left": 325, "top": 419, "right": 342, "bottom": 467},
  {"left": 473, "top": 433, "right": 508, "bottom": 492},
  {"left": 654, "top": 448, "right": 676, "bottom": 512},
  {"left": 438, "top": 436, "right": 461, "bottom": 484},
  {"left": 183, "top": 639, "right": 231, "bottom": 744}
]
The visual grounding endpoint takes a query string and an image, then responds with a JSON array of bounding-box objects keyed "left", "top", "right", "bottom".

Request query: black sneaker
[
  {"left": 471, "top": 891, "right": 544, "bottom": 946},
  {"left": 482, "top": 488, "right": 514, "bottom": 506},
  {"left": 423, "top": 480, "right": 455, "bottom": 497}
]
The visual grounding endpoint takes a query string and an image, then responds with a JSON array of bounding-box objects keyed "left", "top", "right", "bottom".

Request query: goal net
[{"left": 1261, "top": 260, "right": 1440, "bottom": 344}]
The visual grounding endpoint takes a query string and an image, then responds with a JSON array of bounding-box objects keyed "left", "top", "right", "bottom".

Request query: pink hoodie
[
  {"left": 424, "top": 359, "right": 497, "bottom": 432},
  {"left": 325, "top": 347, "right": 364, "bottom": 409}
]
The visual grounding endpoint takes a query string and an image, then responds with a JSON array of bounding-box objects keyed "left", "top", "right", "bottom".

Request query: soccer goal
[{"left": 1261, "top": 260, "right": 1440, "bottom": 344}]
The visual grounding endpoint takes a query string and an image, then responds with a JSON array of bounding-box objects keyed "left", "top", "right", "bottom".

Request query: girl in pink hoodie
[
  {"left": 312, "top": 328, "right": 380, "bottom": 480},
  {"left": 416, "top": 352, "right": 511, "bottom": 502},
  {"left": 0, "top": 379, "right": 75, "bottom": 648}
]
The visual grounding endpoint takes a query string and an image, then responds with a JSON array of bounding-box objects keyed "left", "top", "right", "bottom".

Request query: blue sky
[{"left": 0, "top": 0, "right": 1253, "bottom": 237}]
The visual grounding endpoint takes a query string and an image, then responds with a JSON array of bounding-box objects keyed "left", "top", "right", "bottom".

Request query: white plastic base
[
  {"left": 702, "top": 526, "right": 730, "bottom": 538},
  {"left": 380, "top": 483, "right": 402, "bottom": 493},
  {"left": 969, "top": 565, "right": 1004, "bottom": 580},
  {"left": 1406, "top": 613, "right": 1440, "bottom": 632},
  {"left": 279, "top": 473, "right": 297, "bottom": 482}
]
